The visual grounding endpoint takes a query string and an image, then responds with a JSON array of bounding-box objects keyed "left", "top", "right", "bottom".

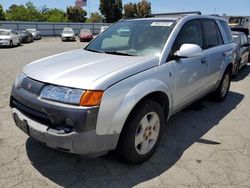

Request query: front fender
[{"left": 96, "top": 79, "right": 172, "bottom": 135}]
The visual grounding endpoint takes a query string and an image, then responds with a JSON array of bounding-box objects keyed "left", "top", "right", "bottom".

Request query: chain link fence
[{"left": 0, "top": 21, "right": 111, "bottom": 36}]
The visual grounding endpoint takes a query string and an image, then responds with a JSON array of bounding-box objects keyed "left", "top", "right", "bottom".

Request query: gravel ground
[{"left": 0, "top": 38, "right": 250, "bottom": 188}]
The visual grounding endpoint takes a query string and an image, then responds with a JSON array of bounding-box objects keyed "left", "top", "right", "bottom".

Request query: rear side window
[
  {"left": 173, "top": 20, "right": 204, "bottom": 51},
  {"left": 202, "top": 19, "right": 223, "bottom": 48},
  {"left": 219, "top": 20, "right": 233, "bottom": 44}
]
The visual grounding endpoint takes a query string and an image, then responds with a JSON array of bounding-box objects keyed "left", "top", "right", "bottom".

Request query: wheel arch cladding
[{"left": 96, "top": 79, "right": 172, "bottom": 136}]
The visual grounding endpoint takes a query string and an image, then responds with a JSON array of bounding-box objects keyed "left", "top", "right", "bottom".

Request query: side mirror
[{"left": 174, "top": 44, "right": 203, "bottom": 58}]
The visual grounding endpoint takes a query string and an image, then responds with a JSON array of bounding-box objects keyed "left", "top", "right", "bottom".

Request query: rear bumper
[{"left": 11, "top": 107, "right": 119, "bottom": 155}]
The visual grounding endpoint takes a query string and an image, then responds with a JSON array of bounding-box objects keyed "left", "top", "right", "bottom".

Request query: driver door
[{"left": 172, "top": 20, "right": 209, "bottom": 111}]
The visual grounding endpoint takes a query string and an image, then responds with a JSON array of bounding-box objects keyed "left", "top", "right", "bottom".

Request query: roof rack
[
  {"left": 144, "top": 11, "right": 202, "bottom": 18},
  {"left": 209, "top": 14, "right": 220, "bottom": 17}
]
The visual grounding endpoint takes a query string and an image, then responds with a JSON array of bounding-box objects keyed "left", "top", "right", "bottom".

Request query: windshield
[
  {"left": 80, "top": 29, "right": 91, "bottom": 34},
  {"left": 0, "top": 31, "right": 10, "bottom": 35},
  {"left": 27, "top": 29, "right": 35, "bottom": 31},
  {"left": 63, "top": 31, "right": 74, "bottom": 34},
  {"left": 85, "top": 20, "right": 175, "bottom": 57}
]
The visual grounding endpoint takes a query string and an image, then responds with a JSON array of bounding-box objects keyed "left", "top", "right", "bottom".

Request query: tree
[
  {"left": 137, "top": 0, "right": 151, "bottom": 18},
  {"left": 0, "top": 4, "right": 5, "bottom": 21},
  {"left": 6, "top": 4, "right": 30, "bottom": 21},
  {"left": 66, "top": 6, "right": 87, "bottom": 22},
  {"left": 5, "top": 2, "right": 41, "bottom": 21},
  {"left": 124, "top": 2, "right": 137, "bottom": 18},
  {"left": 25, "top": 2, "right": 41, "bottom": 21},
  {"left": 44, "top": 9, "right": 68, "bottom": 22},
  {"left": 123, "top": 0, "right": 151, "bottom": 19},
  {"left": 99, "top": 0, "right": 123, "bottom": 23},
  {"left": 89, "top": 12, "right": 103, "bottom": 23}
]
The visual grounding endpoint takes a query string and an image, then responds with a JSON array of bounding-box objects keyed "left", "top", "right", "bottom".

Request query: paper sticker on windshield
[{"left": 151, "top": 22, "right": 173, "bottom": 27}]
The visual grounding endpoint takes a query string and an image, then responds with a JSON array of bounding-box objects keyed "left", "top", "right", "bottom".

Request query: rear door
[
  {"left": 201, "top": 19, "right": 226, "bottom": 90},
  {"left": 240, "top": 34, "right": 249, "bottom": 66}
]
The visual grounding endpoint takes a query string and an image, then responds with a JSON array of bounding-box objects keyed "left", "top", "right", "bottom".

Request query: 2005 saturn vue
[{"left": 10, "top": 12, "right": 235, "bottom": 164}]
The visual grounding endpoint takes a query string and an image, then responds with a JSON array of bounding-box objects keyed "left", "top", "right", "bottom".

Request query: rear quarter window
[{"left": 219, "top": 20, "right": 233, "bottom": 44}]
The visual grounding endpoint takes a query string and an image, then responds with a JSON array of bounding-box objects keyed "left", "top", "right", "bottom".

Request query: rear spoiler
[{"left": 231, "top": 27, "right": 249, "bottom": 36}]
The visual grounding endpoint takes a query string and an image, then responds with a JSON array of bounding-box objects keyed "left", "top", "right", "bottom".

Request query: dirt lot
[{"left": 0, "top": 38, "right": 250, "bottom": 188}]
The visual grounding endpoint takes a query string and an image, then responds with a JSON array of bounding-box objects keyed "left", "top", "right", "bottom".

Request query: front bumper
[
  {"left": 0, "top": 40, "right": 10, "bottom": 46},
  {"left": 61, "top": 36, "right": 75, "bottom": 41},
  {"left": 11, "top": 108, "right": 119, "bottom": 154},
  {"left": 10, "top": 76, "right": 119, "bottom": 155}
]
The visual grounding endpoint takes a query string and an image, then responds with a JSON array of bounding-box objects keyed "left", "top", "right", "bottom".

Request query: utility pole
[{"left": 88, "top": 0, "right": 91, "bottom": 17}]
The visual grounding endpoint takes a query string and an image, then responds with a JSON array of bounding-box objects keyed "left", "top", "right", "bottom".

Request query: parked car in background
[
  {"left": 18, "top": 31, "right": 33, "bottom": 43},
  {"left": 232, "top": 31, "right": 250, "bottom": 76},
  {"left": 10, "top": 12, "right": 235, "bottom": 164},
  {"left": 26, "top": 29, "right": 41, "bottom": 40},
  {"left": 61, "top": 27, "right": 76, "bottom": 41},
  {"left": 100, "top": 26, "right": 109, "bottom": 33},
  {"left": 0, "top": 29, "right": 21, "bottom": 47},
  {"left": 79, "top": 29, "right": 93, "bottom": 42}
]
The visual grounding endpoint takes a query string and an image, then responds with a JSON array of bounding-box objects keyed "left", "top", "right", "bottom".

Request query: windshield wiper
[
  {"left": 85, "top": 48, "right": 104, "bottom": 53},
  {"left": 104, "top": 51, "right": 135, "bottom": 56}
]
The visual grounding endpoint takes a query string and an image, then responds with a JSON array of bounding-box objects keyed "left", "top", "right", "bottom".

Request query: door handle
[
  {"left": 223, "top": 51, "right": 227, "bottom": 57},
  {"left": 201, "top": 58, "right": 208, "bottom": 64}
]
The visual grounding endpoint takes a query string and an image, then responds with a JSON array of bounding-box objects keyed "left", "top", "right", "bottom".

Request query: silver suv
[{"left": 10, "top": 12, "right": 235, "bottom": 164}]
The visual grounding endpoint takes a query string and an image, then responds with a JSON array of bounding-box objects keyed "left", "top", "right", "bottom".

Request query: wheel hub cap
[
  {"left": 221, "top": 74, "right": 230, "bottom": 97},
  {"left": 135, "top": 112, "right": 160, "bottom": 155}
]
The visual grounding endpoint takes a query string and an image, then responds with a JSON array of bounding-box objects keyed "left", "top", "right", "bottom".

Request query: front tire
[
  {"left": 117, "top": 100, "right": 165, "bottom": 164},
  {"left": 17, "top": 39, "right": 21, "bottom": 46},
  {"left": 9, "top": 40, "right": 13, "bottom": 48},
  {"left": 212, "top": 68, "right": 231, "bottom": 102}
]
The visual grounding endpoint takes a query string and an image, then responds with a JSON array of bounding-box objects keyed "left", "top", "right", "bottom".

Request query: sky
[{"left": 1, "top": 0, "right": 250, "bottom": 16}]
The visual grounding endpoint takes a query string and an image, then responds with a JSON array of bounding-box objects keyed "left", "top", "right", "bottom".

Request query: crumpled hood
[
  {"left": 0, "top": 35, "right": 11, "bottom": 40},
  {"left": 23, "top": 49, "right": 158, "bottom": 90}
]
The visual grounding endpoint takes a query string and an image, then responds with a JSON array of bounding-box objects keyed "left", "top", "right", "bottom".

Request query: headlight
[
  {"left": 40, "top": 85, "right": 84, "bottom": 105},
  {"left": 14, "top": 73, "right": 26, "bottom": 88}
]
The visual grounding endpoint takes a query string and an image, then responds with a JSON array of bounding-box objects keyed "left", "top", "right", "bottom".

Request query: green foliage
[
  {"left": 137, "top": 0, "right": 151, "bottom": 18},
  {"left": 89, "top": 12, "right": 103, "bottom": 23},
  {"left": 42, "top": 8, "right": 68, "bottom": 22},
  {"left": 6, "top": 4, "right": 31, "bottom": 21},
  {"left": 0, "top": 4, "right": 6, "bottom": 21},
  {"left": 66, "top": 6, "right": 87, "bottom": 22},
  {"left": 124, "top": 0, "right": 151, "bottom": 18},
  {"left": 124, "top": 3, "right": 137, "bottom": 18},
  {"left": 99, "top": 0, "right": 123, "bottom": 23}
]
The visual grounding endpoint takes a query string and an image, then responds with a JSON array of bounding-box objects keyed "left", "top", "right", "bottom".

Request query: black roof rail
[
  {"left": 209, "top": 14, "right": 220, "bottom": 17},
  {"left": 144, "top": 11, "right": 202, "bottom": 18}
]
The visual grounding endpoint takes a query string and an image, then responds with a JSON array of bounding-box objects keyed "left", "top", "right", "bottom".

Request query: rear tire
[
  {"left": 232, "top": 61, "right": 240, "bottom": 78},
  {"left": 212, "top": 68, "right": 231, "bottom": 102},
  {"left": 117, "top": 100, "right": 165, "bottom": 164}
]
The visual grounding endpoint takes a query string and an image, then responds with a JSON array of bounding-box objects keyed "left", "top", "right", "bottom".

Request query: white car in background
[
  {"left": 100, "top": 26, "right": 109, "bottom": 33},
  {"left": 0, "top": 29, "right": 21, "bottom": 47},
  {"left": 61, "top": 27, "right": 76, "bottom": 41},
  {"left": 26, "top": 29, "right": 41, "bottom": 40}
]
